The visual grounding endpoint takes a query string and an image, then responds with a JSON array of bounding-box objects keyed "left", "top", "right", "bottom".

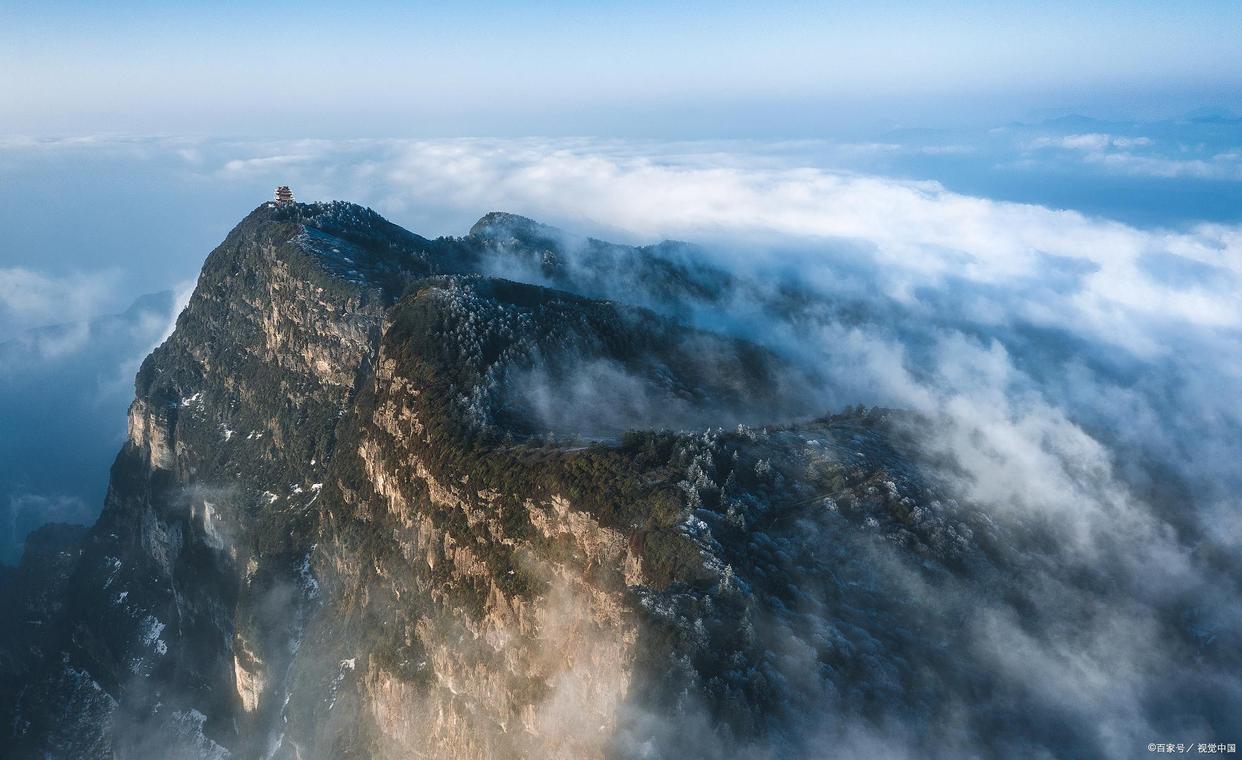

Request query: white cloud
[
  {"left": 1023, "top": 132, "right": 1242, "bottom": 179},
  {"left": 1031, "top": 132, "right": 1115, "bottom": 151},
  {"left": 1084, "top": 149, "right": 1242, "bottom": 179},
  {"left": 221, "top": 154, "right": 314, "bottom": 173},
  {"left": 307, "top": 139, "right": 1240, "bottom": 357},
  {"left": 1028, "top": 132, "right": 1153, "bottom": 151},
  {"left": 0, "top": 266, "right": 122, "bottom": 341}
]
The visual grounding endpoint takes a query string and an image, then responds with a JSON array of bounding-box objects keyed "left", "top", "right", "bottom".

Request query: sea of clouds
[{"left": 1, "top": 127, "right": 1239, "bottom": 754}]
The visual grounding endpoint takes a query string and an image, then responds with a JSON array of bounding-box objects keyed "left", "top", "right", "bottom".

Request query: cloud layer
[
  {"left": 2, "top": 133, "right": 1239, "bottom": 753},
  {"left": 0, "top": 266, "right": 122, "bottom": 342}
]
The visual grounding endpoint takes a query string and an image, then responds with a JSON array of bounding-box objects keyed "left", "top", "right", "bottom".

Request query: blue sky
[{"left": 3, "top": 1, "right": 1240, "bottom": 137}]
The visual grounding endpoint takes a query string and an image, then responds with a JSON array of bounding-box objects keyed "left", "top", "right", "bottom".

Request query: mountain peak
[
  {"left": 469, "top": 211, "right": 564, "bottom": 247},
  {"left": 5, "top": 198, "right": 1216, "bottom": 760}
]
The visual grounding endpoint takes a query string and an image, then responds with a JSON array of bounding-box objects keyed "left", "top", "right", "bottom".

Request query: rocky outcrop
[{"left": 2, "top": 201, "right": 1234, "bottom": 759}]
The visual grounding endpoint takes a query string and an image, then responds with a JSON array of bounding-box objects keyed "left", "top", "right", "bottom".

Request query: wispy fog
[{"left": 0, "top": 287, "right": 188, "bottom": 562}]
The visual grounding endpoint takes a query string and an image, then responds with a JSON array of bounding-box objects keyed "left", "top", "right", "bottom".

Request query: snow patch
[
  {"left": 298, "top": 552, "right": 320, "bottom": 599},
  {"left": 102, "top": 557, "right": 122, "bottom": 588},
  {"left": 140, "top": 615, "right": 168, "bottom": 655}
]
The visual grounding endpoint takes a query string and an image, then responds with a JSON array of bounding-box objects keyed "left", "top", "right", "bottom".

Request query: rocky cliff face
[{"left": 1, "top": 202, "right": 1235, "bottom": 759}]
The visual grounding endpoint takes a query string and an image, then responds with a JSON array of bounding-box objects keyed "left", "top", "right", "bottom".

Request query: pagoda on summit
[{"left": 274, "top": 185, "right": 294, "bottom": 205}]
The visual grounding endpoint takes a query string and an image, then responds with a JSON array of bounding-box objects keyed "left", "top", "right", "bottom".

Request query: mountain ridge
[{"left": 1, "top": 201, "right": 1234, "bottom": 759}]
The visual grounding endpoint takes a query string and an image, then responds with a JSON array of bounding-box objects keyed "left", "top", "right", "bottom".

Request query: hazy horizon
[{"left": 4, "top": 1, "right": 1242, "bottom": 138}]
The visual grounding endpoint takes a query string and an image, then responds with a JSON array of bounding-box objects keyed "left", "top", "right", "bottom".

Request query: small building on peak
[{"left": 274, "top": 186, "right": 294, "bottom": 205}]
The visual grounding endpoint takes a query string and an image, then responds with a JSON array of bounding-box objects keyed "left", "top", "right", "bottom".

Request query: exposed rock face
[{"left": 0, "top": 202, "right": 1235, "bottom": 759}]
